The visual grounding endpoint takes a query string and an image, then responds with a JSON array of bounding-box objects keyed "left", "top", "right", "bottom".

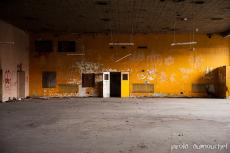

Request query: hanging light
[
  {"left": 171, "top": 41, "right": 197, "bottom": 46},
  {"left": 170, "top": 0, "right": 198, "bottom": 47},
  {"left": 115, "top": 53, "right": 132, "bottom": 62}
]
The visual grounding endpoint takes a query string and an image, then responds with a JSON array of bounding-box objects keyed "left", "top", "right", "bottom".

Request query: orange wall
[{"left": 29, "top": 34, "right": 230, "bottom": 97}]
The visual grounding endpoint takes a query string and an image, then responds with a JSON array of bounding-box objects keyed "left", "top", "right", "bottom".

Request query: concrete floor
[{"left": 0, "top": 98, "right": 230, "bottom": 153}]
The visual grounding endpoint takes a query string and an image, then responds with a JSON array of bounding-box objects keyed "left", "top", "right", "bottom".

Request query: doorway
[
  {"left": 121, "top": 72, "right": 129, "bottom": 97},
  {"left": 17, "top": 71, "right": 25, "bottom": 98},
  {"left": 110, "top": 72, "right": 121, "bottom": 97}
]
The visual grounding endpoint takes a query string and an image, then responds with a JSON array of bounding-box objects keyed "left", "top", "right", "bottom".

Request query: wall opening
[
  {"left": 132, "top": 84, "right": 154, "bottom": 93},
  {"left": 82, "top": 73, "right": 95, "bottom": 87},
  {"left": 110, "top": 72, "right": 121, "bottom": 97},
  {"left": 58, "top": 41, "right": 76, "bottom": 52},
  {"left": 42, "top": 71, "right": 56, "bottom": 88}
]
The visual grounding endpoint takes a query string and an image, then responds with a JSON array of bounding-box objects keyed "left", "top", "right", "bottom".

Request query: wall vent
[
  {"left": 192, "top": 84, "right": 207, "bottom": 93},
  {"left": 95, "top": 1, "right": 110, "bottom": 5},
  {"left": 132, "top": 84, "right": 154, "bottom": 93},
  {"left": 210, "top": 17, "right": 223, "bottom": 21},
  {"left": 137, "top": 45, "right": 148, "bottom": 49},
  {"left": 173, "top": 0, "right": 185, "bottom": 3},
  {"left": 59, "top": 84, "right": 78, "bottom": 93},
  {"left": 100, "top": 18, "right": 110, "bottom": 22},
  {"left": 192, "top": 0, "right": 205, "bottom": 4}
]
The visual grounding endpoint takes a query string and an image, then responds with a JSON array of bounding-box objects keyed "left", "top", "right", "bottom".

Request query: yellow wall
[{"left": 29, "top": 34, "right": 230, "bottom": 97}]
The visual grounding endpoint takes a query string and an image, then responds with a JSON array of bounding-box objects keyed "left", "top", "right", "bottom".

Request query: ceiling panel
[{"left": 0, "top": 0, "right": 229, "bottom": 34}]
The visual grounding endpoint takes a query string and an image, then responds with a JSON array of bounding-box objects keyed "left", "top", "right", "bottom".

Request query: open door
[
  {"left": 110, "top": 72, "right": 121, "bottom": 97},
  {"left": 121, "top": 72, "right": 129, "bottom": 97},
  {"left": 103, "top": 72, "right": 110, "bottom": 97},
  {"left": 17, "top": 71, "right": 25, "bottom": 98}
]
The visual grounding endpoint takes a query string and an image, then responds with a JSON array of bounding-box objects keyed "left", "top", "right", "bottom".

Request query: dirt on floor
[{"left": 0, "top": 97, "right": 230, "bottom": 153}]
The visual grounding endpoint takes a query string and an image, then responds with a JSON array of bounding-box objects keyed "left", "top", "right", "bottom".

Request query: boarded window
[
  {"left": 132, "top": 84, "right": 154, "bottom": 93},
  {"left": 82, "top": 73, "right": 95, "bottom": 87},
  {"left": 58, "top": 41, "right": 76, "bottom": 52},
  {"left": 192, "top": 84, "right": 207, "bottom": 93},
  {"left": 35, "top": 40, "right": 53, "bottom": 52},
  {"left": 42, "top": 72, "right": 56, "bottom": 88},
  {"left": 122, "top": 74, "right": 128, "bottom": 80}
]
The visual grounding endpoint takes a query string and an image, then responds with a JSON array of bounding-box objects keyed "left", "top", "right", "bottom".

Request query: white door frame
[{"left": 103, "top": 72, "right": 110, "bottom": 98}]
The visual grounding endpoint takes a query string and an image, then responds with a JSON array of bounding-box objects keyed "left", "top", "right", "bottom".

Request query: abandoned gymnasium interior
[{"left": 0, "top": 0, "right": 230, "bottom": 153}]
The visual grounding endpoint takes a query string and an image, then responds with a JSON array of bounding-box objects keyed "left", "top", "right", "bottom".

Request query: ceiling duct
[{"left": 95, "top": 0, "right": 111, "bottom": 6}]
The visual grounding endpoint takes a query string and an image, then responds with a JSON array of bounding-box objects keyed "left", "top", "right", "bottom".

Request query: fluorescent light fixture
[
  {"left": 0, "top": 42, "right": 14, "bottom": 45},
  {"left": 109, "top": 42, "right": 134, "bottom": 46},
  {"left": 115, "top": 53, "right": 132, "bottom": 63},
  {"left": 67, "top": 53, "right": 85, "bottom": 56},
  {"left": 171, "top": 41, "right": 197, "bottom": 46}
]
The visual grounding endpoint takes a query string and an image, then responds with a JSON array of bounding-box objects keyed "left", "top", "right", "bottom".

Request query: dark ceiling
[{"left": 0, "top": 0, "right": 230, "bottom": 34}]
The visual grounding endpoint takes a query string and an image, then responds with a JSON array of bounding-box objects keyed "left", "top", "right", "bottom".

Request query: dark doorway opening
[{"left": 110, "top": 72, "right": 121, "bottom": 97}]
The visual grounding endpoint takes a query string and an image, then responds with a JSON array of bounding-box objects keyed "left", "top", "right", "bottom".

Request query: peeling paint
[
  {"left": 170, "top": 73, "right": 176, "bottom": 82},
  {"left": 160, "top": 72, "right": 167, "bottom": 82},
  {"left": 78, "top": 85, "right": 87, "bottom": 97}
]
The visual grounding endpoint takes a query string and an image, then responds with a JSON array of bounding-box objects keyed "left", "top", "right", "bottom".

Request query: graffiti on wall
[
  {"left": 137, "top": 68, "right": 157, "bottom": 82},
  {"left": 160, "top": 71, "right": 167, "bottom": 82},
  {"left": 4, "top": 70, "right": 12, "bottom": 89},
  {"left": 76, "top": 61, "right": 103, "bottom": 73}
]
